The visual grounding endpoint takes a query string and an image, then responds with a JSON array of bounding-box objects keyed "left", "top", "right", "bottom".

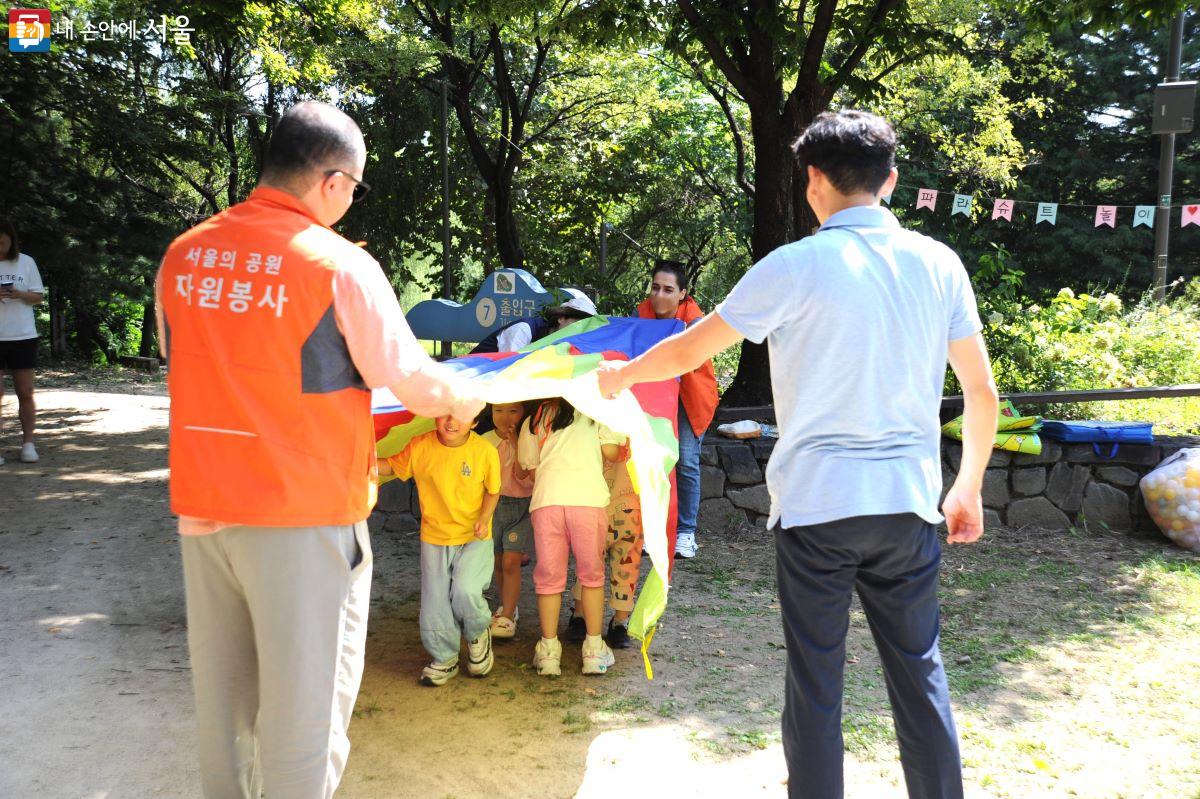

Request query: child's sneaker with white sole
[
  {"left": 420, "top": 656, "right": 459, "bottom": 686},
  {"left": 581, "top": 634, "right": 615, "bottom": 675},
  {"left": 467, "top": 629, "right": 493, "bottom": 676},
  {"left": 533, "top": 636, "right": 562, "bottom": 676}
]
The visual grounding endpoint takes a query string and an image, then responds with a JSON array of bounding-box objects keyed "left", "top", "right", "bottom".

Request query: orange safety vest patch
[
  {"left": 636, "top": 297, "right": 719, "bottom": 436},
  {"left": 158, "top": 186, "right": 378, "bottom": 527}
]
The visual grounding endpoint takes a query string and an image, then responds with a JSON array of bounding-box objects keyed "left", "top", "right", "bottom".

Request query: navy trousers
[{"left": 775, "top": 514, "right": 963, "bottom": 799}]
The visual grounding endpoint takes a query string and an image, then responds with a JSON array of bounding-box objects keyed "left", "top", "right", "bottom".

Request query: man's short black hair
[
  {"left": 260, "top": 101, "right": 364, "bottom": 184},
  {"left": 793, "top": 110, "right": 896, "bottom": 196},
  {"left": 652, "top": 259, "right": 688, "bottom": 291}
]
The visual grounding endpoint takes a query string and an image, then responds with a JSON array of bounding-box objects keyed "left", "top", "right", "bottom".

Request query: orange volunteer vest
[
  {"left": 158, "top": 186, "right": 377, "bottom": 526},
  {"left": 636, "top": 296, "right": 719, "bottom": 436}
]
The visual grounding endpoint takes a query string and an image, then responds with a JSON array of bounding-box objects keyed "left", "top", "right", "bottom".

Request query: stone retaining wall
[
  {"left": 371, "top": 434, "right": 1200, "bottom": 538},
  {"left": 699, "top": 435, "right": 1200, "bottom": 536}
]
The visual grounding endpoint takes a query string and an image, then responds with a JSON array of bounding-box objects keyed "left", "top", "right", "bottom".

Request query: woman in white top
[{"left": 0, "top": 219, "right": 45, "bottom": 465}]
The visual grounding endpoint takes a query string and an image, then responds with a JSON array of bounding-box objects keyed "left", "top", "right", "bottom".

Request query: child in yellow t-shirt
[{"left": 380, "top": 413, "right": 501, "bottom": 686}]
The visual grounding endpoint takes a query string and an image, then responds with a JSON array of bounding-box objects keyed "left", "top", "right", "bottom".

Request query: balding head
[
  {"left": 260, "top": 101, "right": 367, "bottom": 226},
  {"left": 261, "top": 101, "right": 365, "bottom": 185}
]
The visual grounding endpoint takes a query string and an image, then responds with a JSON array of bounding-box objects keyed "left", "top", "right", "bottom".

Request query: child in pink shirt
[{"left": 482, "top": 402, "right": 536, "bottom": 638}]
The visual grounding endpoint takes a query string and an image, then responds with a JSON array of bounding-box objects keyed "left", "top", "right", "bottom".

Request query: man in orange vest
[{"left": 157, "top": 101, "right": 482, "bottom": 798}]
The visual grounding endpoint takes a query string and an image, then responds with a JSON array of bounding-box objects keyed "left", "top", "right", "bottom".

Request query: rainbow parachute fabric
[{"left": 372, "top": 315, "right": 683, "bottom": 678}]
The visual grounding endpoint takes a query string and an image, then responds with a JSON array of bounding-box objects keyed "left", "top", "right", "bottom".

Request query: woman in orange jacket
[{"left": 636, "top": 260, "right": 719, "bottom": 558}]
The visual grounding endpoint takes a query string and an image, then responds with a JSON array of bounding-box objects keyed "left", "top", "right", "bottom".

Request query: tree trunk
[
  {"left": 721, "top": 109, "right": 796, "bottom": 407},
  {"left": 138, "top": 298, "right": 157, "bottom": 358},
  {"left": 49, "top": 287, "right": 67, "bottom": 359},
  {"left": 492, "top": 173, "right": 524, "bottom": 270}
]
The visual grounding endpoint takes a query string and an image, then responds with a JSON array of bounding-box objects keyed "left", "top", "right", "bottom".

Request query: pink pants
[{"left": 531, "top": 505, "right": 607, "bottom": 594}]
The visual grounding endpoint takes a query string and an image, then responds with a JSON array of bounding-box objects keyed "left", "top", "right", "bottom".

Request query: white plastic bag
[
  {"left": 716, "top": 420, "right": 762, "bottom": 439},
  {"left": 1140, "top": 448, "right": 1200, "bottom": 553}
]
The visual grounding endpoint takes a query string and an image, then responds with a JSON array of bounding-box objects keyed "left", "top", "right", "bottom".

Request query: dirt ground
[{"left": 2, "top": 374, "right": 1198, "bottom": 799}]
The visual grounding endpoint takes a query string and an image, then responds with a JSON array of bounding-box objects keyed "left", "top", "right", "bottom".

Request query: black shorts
[{"left": 0, "top": 337, "right": 38, "bottom": 371}]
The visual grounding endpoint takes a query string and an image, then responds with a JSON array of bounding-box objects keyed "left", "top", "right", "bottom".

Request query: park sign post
[
  {"left": 405, "top": 268, "right": 564, "bottom": 344},
  {"left": 1151, "top": 11, "right": 1192, "bottom": 302},
  {"left": 1152, "top": 81, "right": 1197, "bottom": 135}
]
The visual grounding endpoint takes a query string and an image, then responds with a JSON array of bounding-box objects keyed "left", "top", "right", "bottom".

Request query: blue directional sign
[{"left": 406, "top": 268, "right": 564, "bottom": 342}]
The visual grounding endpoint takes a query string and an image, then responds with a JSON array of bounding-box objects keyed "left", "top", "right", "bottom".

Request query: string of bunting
[{"left": 882, "top": 185, "right": 1200, "bottom": 229}]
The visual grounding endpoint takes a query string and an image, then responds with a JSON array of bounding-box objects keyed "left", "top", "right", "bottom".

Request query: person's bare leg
[
  {"left": 580, "top": 585, "right": 604, "bottom": 637},
  {"left": 612, "top": 609, "right": 631, "bottom": 624},
  {"left": 537, "top": 593, "right": 561, "bottom": 640},
  {"left": 500, "top": 551, "right": 522, "bottom": 619},
  {"left": 12, "top": 369, "right": 35, "bottom": 444}
]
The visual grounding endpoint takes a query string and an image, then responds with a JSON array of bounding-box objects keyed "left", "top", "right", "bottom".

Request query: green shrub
[{"left": 963, "top": 248, "right": 1200, "bottom": 434}]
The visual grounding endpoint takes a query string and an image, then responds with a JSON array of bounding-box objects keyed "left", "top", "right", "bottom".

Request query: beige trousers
[{"left": 180, "top": 522, "right": 373, "bottom": 799}]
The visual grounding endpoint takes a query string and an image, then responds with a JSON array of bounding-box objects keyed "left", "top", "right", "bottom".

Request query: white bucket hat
[{"left": 546, "top": 287, "right": 597, "bottom": 319}]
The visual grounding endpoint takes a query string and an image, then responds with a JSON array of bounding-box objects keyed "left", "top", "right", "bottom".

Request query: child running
[
  {"left": 483, "top": 402, "right": 537, "bottom": 638},
  {"left": 380, "top": 413, "right": 501, "bottom": 686},
  {"left": 518, "top": 397, "right": 626, "bottom": 676}
]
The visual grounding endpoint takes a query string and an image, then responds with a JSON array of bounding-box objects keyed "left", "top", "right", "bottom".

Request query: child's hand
[
  {"left": 473, "top": 520, "right": 489, "bottom": 539},
  {"left": 502, "top": 425, "right": 519, "bottom": 448},
  {"left": 378, "top": 459, "right": 394, "bottom": 476}
]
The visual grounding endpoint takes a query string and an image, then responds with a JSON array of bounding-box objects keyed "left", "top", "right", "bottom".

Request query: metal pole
[
  {"left": 1153, "top": 11, "right": 1186, "bottom": 302},
  {"left": 598, "top": 221, "right": 608, "bottom": 276},
  {"left": 440, "top": 77, "right": 452, "bottom": 357}
]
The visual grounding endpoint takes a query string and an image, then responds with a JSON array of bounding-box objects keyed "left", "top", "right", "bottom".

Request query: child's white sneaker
[
  {"left": 581, "top": 635, "right": 615, "bottom": 675},
  {"left": 19, "top": 443, "right": 38, "bottom": 463},
  {"left": 490, "top": 614, "right": 517, "bottom": 639},
  {"left": 533, "top": 637, "right": 562, "bottom": 676},
  {"left": 420, "top": 656, "right": 459, "bottom": 686},
  {"left": 467, "top": 629, "right": 493, "bottom": 677}
]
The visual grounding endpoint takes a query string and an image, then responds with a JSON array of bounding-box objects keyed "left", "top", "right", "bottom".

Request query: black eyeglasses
[{"left": 325, "top": 170, "right": 371, "bottom": 202}]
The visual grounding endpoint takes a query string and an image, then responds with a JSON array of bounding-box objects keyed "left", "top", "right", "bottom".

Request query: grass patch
[
  {"left": 842, "top": 713, "right": 895, "bottom": 756},
  {"left": 561, "top": 710, "right": 592, "bottom": 734},
  {"left": 657, "top": 699, "right": 684, "bottom": 718},
  {"left": 352, "top": 697, "right": 383, "bottom": 719},
  {"left": 725, "top": 727, "right": 775, "bottom": 750},
  {"left": 601, "top": 693, "right": 653, "bottom": 715}
]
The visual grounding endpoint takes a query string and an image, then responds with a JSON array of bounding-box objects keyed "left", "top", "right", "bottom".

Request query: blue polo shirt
[{"left": 716, "top": 205, "right": 982, "bottom": 529}]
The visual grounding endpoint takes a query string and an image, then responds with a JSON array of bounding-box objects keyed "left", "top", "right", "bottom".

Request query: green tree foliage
[
  {"left": 1, "top": 0, "right": 1195, "bottom": 390},
  {"left": 893, "top": 13, "right": 1199, "bottom": 294}
]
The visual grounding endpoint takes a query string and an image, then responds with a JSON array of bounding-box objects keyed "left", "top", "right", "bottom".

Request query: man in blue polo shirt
[{"left": 598, "top": 109, "right": 999, "bottom": 799}]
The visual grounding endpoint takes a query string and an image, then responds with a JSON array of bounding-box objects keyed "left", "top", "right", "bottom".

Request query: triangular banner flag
[
  {"left": 1094, "top": 205, "right": 1117, "bottom": 228},
  {"left": 1133, "top": 206, "right": 1155, "bottom": 228},
  {"left": 1036, "top": 203, "right": 1058, "bottom": 225},
  {"left": 1183, "top": 204, "right": 1200, "bottom": 228},
  {"left": 916, "top": 189, "right": 937, "bottom": 211},
  {"left": 992, "top": 199, "right": 1013, "bottom": 221},
  {"left": 952, "top": 194, "right": 973, "bottom": 217}
]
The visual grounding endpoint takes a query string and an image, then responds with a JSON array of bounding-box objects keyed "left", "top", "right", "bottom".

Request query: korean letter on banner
[
  {"left": 916, "top": 189, "right": 938, "bottom": 211},
  {"left": 1094, "top": 205, "right": 1117, "bottom": 228},
  {"left": 1183, "top": 204, "right": 1200, "bottom": 228},
  {"left": 1036, "top": 202, "right": 1058, "bottom": 225},
  {"left": 1133, "top": 206, "right": 1155, "bottom": 228},
  {"left": 952, "top": 194, "right": 973, "bottom": 217},
  {"left": 992, "top": 199, "right": 1013, "bottom": 221}
]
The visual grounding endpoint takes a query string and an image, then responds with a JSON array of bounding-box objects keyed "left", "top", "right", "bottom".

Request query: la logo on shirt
[{"left": 460, "top": 462, "right": 472, "bottom": 478}]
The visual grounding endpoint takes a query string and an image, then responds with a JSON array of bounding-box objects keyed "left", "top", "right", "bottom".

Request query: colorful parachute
[{"left": 372, "top": 315, "right": 684, "bottom": 678}]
